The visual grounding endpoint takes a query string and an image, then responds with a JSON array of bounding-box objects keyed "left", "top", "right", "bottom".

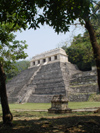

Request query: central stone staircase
[
  {"left": 7, "top": 61, "right": 98, "bottom": 103},
  {"left": 7, "top": 61, "right": 78, "bottom": 103}
]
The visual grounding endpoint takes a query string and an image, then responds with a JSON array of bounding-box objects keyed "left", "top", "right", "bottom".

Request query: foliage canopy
[
  {"left": 62, "top": 10, "right": 100, "bottom": 71},
  {"left": 0, "top": 23, "right": 28, "bottom": 73}
]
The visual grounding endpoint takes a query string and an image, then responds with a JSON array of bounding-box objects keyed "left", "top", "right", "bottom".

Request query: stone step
[
  {"left": 69, "top": 84, "right": 98, "bottom": 93},
  {"left": 70, "top": 76, "right": 97, "bottom": 86},
  {"left": 8, "top": 97, "right": 18, "bottom": 103},
  {"left": 35, "top": 71, "right": 62, "bottom": 78},
  {"left": 7, "top": 66, "right": 39, "bottom": 97},
  {"left": 35, "top": 82, "right": 65, "bottom": 88},
  {"left": 68, "top": 93, "right": 94, "bottom": 102},
  {"left": 27, "top": 94, "right": 63, "bottom": 103},
  {"left": 10, "top": 86, "right": 23, "bottom": 97},
  {"left": 35, "top": 87, "right": 66, "bottom": 94},
  {"left": 32, "top": 80, "right": 65, "bottom": 85},
  {"left": 33, "top": 77, "right": 64, "bottom": 82}
]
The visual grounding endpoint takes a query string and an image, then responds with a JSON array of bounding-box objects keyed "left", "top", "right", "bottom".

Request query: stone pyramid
[
  {"left": 7, "top": 48, "right": 78, "bottom": 103},
  {"left": 7, "top": 48, "right": 98, "bottom": 103}
]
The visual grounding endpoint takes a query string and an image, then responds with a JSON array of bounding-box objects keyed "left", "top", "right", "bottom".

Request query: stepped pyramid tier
[
  {"left": 68, "top": 70, "right": 98, "bottom": 101},
  {"left": 6, "top": 48, "right": 98, "bottom": 103}
]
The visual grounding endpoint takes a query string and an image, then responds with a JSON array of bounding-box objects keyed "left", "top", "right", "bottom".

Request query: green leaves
[
  {"left": 0, "top": 22, "right": 28, "bottom": 74},
  {"left": 34, "top": 0, "right": 94, "bottom": 33},
  {"left": 62, "top": 31, "right": 96, "bottom": 71},
  {"left": 0, "top": 0, "right": 96, "bottom": 33},
  {"left": 6, "top": 60, "right": 30, "bottom": 80}
]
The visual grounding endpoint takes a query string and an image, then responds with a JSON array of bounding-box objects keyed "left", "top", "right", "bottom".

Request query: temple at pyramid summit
[{"left": 7, "top": 48, "right": 98, "bottom": 103}]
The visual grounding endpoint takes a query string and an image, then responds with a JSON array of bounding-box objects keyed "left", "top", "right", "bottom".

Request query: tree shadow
[{"left": 0, "top": 115, "right": 100, "bottom": 133}]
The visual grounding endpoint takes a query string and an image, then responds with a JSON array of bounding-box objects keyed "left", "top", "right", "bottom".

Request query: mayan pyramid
[{"left": 6, "top": 48, "right": 98, "bottom": 103}]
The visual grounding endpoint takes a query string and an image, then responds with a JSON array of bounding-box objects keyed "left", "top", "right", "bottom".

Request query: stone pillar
[
  {"left": 35, "top": 60, "right": 38, "bottom": 66},
  {"left": 51, "top": 56, "right": 54, "bottom": 61},
  {"left": 46, "top": 57, "right": 48, "bottom": 63},
  {"left": 40, "top": 59, "right": 43, "bottom": 64},
  {"left": 57, "top": 54, "right": 60, "bottom": 60}
]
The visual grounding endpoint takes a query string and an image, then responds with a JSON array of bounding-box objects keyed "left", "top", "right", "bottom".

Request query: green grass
[
  {"left": 0, "top": 102, "right": 100, "bottom": 111},
  {"left": 0, "top": 102, "right": 100, "bottom": 133},
  {"left": 0, "top": 103, "right": 51, "bottom": 111},
  {"left": 69, "top": 102, "right": 100, "bottom": 109},
  {"left": 9, "top": 103, "right": 51, "bottom": 110}
]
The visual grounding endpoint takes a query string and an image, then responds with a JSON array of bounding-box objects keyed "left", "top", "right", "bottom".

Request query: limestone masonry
[
  {"left": 29, "top": 48, "right": 68, "bottom": 68},
  {"left": 6, "top": 48, "right": 98, "bottom": 103}
]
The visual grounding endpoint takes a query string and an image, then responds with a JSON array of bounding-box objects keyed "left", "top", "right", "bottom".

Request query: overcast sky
[{"left": 15, "top": 24, "right": 85, "bottom": 61}]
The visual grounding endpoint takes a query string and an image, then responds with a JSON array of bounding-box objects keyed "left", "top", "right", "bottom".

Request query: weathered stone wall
[
  {"left": 68, "top": 70, "right": 98, "bottom": 101},
  {"left": 68, "top": 93, "right": 91, "bottom": 102}
]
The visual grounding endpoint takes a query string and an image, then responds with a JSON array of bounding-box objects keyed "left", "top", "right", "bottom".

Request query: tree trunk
[
  {"left": 0, "top": 63, "right": 13, "bottom": 125},
  {"left": 85, "top": 20, "right": 100, "bottom": 92}
]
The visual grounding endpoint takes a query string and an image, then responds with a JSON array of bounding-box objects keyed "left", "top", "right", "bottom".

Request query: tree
[
  {"left": 0, "top": 0, "right": 100, "bottom": 123},
  {"left": 6, "top": 60, "right": 30, "bottom": 81},
  {"left": 0, "top": 0, "right": 38, "bottom": 125},
  {"left": 0, "top": 23, "right": 28, "bottom": 125},
  {"left": 62, "top": 32, "right": 96, "bottom": 71},
  {"left": 0, "top": 0, "right": 38, "bottom": 30},
  {"left": 62, "top": 11, "right": 100, "bottom": 71},
  {"left": 63, "top": 41, "right": 94, "bottom": 71}
]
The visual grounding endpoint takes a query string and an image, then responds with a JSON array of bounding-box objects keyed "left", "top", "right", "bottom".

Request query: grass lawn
[
  {"left": 0, "top": 102, "right": 100, "bottom": 133},
  {"left": 69, "top": 102, "right": 100, "bottom": 109},
  {"left": 0, "top": 102, "right": 99, "bottom": 111}
]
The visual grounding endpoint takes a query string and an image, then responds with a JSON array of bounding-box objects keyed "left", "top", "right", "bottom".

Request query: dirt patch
[{"left": 0, "top": 111, "right": 100, "bottom": 133}]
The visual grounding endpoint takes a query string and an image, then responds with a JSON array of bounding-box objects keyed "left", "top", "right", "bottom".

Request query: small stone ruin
[{"left": 48, "top": 95, "right": 72, "bottom": 113}]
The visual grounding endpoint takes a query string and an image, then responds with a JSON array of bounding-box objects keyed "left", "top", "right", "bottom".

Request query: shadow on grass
[{"left": 0, "top": 115, "right": 100, "bottom": 133}]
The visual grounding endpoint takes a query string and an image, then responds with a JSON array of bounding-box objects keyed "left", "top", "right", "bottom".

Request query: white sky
[{"left": 15, "top": 24, "right": 85, "bottom": 61}]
